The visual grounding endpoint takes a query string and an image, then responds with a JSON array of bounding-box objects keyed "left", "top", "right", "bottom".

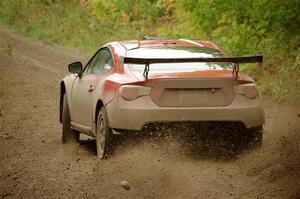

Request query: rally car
[{"left": 59, "top": 37, "right": 264, "bottom": 159}]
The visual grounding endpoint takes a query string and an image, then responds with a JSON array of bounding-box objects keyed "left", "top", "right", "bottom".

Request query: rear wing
[{"left": 123, "top": 55, "right": 263, "bottom": 80}]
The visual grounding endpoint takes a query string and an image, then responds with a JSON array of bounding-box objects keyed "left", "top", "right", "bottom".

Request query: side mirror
[{"left": 68, "top": 61, "right": 82, "bottom": 75}]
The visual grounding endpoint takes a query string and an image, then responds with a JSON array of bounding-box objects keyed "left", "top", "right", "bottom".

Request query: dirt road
[{"left": 0, "top": 28, "right": 299, "bottom": 199}]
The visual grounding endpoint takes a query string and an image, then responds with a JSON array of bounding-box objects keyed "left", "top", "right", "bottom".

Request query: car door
[{"left": 71, "top": 48, "right": 113, "bottom": 128}]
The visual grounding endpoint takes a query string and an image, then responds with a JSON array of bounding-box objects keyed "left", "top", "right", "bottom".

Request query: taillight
[
  {"left": 120, "top": 85, "right": 152, "bottom": 101},
  {"left": 234, "top": 83, "right": 258, "bottom": 99}
]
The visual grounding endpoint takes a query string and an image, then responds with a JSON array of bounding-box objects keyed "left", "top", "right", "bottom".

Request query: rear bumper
[{"left": 106, "top": 95, "right": 265, "bottom": 130}]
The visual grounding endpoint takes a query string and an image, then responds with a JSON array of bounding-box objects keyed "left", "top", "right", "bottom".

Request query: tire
[
  {"left": 62, "top": 93, "right": 80, "bottom": 143},
  {"left": 96, "top": 107, "right": 114, "bottom": 159}
]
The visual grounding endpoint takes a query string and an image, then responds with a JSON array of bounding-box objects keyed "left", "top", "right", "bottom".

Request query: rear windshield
[{"left": 127, "top": 46, "right": 232, "bottom": 72}]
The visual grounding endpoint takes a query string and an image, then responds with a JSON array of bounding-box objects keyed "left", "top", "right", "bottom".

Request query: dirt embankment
[{"left": 0, "top": 28, "right": 299, "bottom": 199}]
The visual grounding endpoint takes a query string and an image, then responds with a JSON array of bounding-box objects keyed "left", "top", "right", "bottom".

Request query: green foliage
[
  {"left": 0, "top": 0, "right": 299, "bottom": 103},
  {"left": 181, "top": 0, "right": 300, "bottom": 54}
]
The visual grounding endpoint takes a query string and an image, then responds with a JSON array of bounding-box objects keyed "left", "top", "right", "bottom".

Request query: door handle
[{"left": 88, "top": 85, "right": 94, "bottom": 92}]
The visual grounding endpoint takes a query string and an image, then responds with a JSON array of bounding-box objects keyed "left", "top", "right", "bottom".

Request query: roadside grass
[
  {"left": 241, "top": 53, "right": 300, "bottom": 104},
  {"left": 0, "top": 0, "right": 299, "bottom": 105},
  {"left": 0, "top": 46, "right": 12, "bottom": 59},
  {"left": 258, "top": 70, "right": 300, "bottom": 104},
  {"left": 0, "top": 1, "right": 157, "bottom": 53},
  {"left": 0, "top": 1, "right": 100, "bottom": 52}
]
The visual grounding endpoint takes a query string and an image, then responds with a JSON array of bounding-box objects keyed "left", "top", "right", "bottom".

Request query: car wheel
[
  {"left": 62, "top": 93, "right": 80, "bottom": 143},
  {"left": 96, "top": 107, "right": 113, "bottom": 159}
]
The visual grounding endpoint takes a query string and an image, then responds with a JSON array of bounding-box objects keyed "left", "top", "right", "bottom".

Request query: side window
[{"left": 86, "top": 49, "right": 113, "bottom": 75}]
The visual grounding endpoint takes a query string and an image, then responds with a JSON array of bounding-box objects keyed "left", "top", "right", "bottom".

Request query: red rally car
[{"left": 59, "top": 37, "right": 265, "bottom": 159}]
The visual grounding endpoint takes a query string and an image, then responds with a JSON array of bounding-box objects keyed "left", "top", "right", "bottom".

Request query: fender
[{"left": 59, "top": 74, "right": 77, "bottom": 122}]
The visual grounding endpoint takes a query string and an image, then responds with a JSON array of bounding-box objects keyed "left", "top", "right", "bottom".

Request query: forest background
[{"left": 0, "top": 0, "right": 299, "bottom": 103}]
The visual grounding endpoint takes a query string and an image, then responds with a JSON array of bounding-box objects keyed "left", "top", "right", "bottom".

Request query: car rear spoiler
[{"left": 123, "top": 55, "right": 263, "bottom": 80}]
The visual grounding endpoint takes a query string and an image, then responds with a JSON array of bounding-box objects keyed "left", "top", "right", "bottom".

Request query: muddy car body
[{"left": 59, "top": 38, "right": 265, "bottom": 158}]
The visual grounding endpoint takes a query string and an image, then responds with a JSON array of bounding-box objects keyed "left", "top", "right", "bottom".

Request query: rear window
[{"left": 127, "top": 46, "right": 232, "bottom": 72}]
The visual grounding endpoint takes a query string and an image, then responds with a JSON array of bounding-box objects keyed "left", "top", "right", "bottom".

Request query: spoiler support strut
[
  {"left": 143, "top": 64, "right": 150, "bottom": 80},
  {"left": 232, "top": 63, "right": 240, "bottom": 79}
]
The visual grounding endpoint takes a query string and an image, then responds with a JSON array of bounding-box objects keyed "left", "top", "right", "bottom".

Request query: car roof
[{"left": 119, "top": 39, "right": 221, "bottom": 51}]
